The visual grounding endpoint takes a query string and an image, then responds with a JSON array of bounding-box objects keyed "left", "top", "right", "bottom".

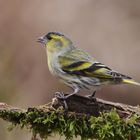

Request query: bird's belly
[{"left": 60, "top": 74, "right": 101, "bottom": 90}]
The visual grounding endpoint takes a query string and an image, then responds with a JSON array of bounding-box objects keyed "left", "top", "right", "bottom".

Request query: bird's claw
[
  {"left": 54, "top": 92, "right": 68, "bottom": 110},
  {"left": 55, "top": 92, "right": 66, "bottom": 100},
  {"left": 86, "top": 91, "right": 97, "bottom": 102}
]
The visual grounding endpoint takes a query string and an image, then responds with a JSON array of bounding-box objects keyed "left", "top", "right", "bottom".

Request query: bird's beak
[{"left": 37, "top": 36, "right": 47, "bottom": 44}]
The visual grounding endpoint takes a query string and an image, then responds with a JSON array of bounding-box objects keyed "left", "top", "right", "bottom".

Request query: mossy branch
[{"left": 0, "top": 94, "right": 140, "bottom": 140}]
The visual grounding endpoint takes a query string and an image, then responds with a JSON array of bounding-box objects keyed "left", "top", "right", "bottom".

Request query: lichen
[{"left": 0, "top": 108, "right": 140, "bottom": 140}]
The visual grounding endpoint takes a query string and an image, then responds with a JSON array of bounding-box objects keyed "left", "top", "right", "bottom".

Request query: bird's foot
[
  {"left": 86, "top": 91, "right": 97, "bottom": 102},
  {"left": 55, "top": 92, "right": 68, "bottom": 110},
  {"left": 55, "top": 92, "right": 66, "bottom": 100}
]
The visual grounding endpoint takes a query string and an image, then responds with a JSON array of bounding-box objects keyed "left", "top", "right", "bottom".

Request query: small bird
[{"left": 38, "top": 32, "right": 140, "bottom": 99}]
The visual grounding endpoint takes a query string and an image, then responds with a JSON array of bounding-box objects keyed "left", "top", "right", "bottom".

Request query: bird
[{"left": 38, "top": 32, "right": 140, "bottom": 100}]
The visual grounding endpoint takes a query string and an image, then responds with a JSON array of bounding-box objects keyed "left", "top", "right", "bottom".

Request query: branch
[
  {"left": 52, "top": 94, "right": 140, "bottom": 118},
  {"left": 0, "top": 94, "right": 140, "bottom": 140}
]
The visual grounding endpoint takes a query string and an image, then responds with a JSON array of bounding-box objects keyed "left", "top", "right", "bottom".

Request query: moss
[{"left": 0, "top": 108, "right": 140, "bottom": 140}]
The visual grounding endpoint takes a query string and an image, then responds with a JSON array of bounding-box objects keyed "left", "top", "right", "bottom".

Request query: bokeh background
[{"left": 0, "top": 0, "right": 140, "bottom": 139}]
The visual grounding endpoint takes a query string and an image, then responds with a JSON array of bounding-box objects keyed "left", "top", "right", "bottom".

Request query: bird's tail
[{"left": 123, "top": 79, "right": 140, "bottom": 86}]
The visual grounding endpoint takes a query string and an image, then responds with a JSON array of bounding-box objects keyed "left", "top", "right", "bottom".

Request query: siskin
[{"left": 38, "top": 32, "right": 140, "bottom": 99}]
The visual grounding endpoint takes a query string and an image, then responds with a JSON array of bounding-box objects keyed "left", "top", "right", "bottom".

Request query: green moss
[{"left": 0, "top": 108, "right": 140, "bottom": 140}]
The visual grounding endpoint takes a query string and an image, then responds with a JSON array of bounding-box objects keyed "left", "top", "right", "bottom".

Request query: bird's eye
[
  {"left": 45, "top": 34, "right": 52, "bottom": 40},
  {"left": 47, "top": 35, "right": 52, "bottom": 40}
]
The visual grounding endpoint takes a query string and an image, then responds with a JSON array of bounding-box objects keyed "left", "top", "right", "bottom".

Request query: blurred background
[{"left": 0, "top": 0, "right": 140, "bottom": 139}]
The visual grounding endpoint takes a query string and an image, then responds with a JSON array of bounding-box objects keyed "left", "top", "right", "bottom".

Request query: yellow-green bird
[{"left": 38, "top": 32, "right": 140, "bottom": 99}]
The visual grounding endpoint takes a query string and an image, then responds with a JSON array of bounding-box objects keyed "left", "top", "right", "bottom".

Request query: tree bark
[{"left": 52, "top": 94, "right": 140, "bottom": 119}]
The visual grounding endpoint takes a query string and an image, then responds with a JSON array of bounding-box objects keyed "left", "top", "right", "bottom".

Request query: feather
[
  {"left": 59, "top": 49, "right": 132, "bottom": 82},
  {"left": 122, "top": 79, "right": 140, "bottom": 86}
]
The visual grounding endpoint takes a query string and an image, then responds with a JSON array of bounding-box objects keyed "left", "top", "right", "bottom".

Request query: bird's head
[{"left": 38, "top": 32, "right": 74, "bottom": 53}]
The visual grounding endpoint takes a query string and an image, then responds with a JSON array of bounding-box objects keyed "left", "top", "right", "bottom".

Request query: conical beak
[{"left": 37, "top": 36, "right": 47, "bottom": 44}]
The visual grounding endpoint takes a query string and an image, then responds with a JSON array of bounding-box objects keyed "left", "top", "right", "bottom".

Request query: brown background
[{"left": 0, "top": 0, "right": 140, "bottom": 139}]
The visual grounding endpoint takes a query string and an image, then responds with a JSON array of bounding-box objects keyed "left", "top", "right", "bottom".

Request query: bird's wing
[{"left": 58, "top": 49, "right": 132, "bottom": 80}]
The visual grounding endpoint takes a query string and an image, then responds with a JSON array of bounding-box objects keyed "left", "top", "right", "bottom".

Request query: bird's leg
[
  {"left": 86, "top": 91, "right": 97, "bottom": 102},
  {"left": 65, "top": 86, "right": 80, "bottom": 98},
  {"left": 55, "top": 86, "right": 80, "bottom": 99},
  {"left": 55, "top": 86, "right": 80, "bottom": 110}
]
